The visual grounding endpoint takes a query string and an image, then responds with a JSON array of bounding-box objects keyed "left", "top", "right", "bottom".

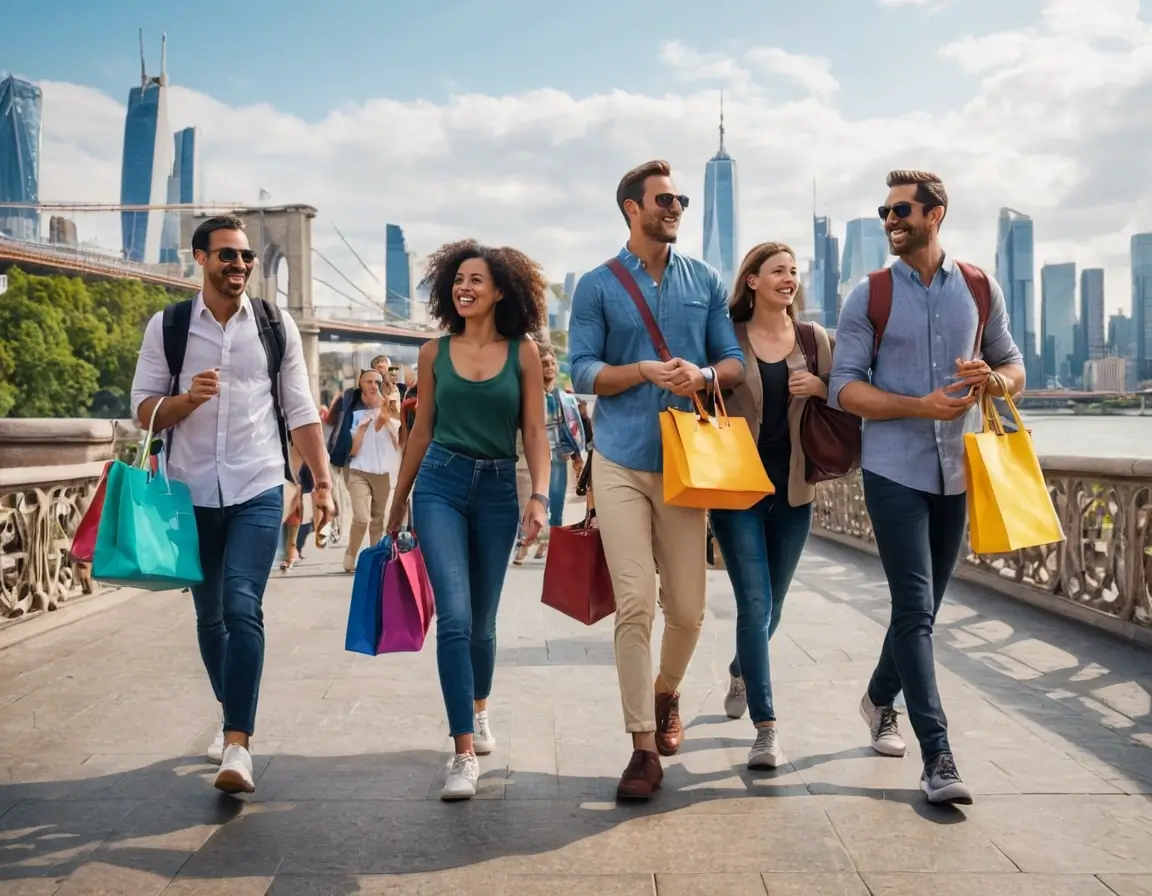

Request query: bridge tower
[{"left": 206, "top": 205, "right": 320, "bottom": 402}]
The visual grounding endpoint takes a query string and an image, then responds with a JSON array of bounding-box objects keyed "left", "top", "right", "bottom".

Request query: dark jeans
[
  {"left": 413, "top": 442, "right": 520, "bottom": 737},
  {"left": 191, "top": 485, "right": 283, "bottom": 736},
  {"left": 862, "top": 469, "right": 967, "bottom": 763},
  {"left": 710, "top": 496, "right": 813, "bottom": 724}
]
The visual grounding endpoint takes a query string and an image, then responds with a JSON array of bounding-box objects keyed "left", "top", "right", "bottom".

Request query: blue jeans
[
  {"left": 548, "top": 459, "right": 568, "bottom": 527},
  {"left": 191, "top": 485, "right": 283, "bottom": 736},
  {"left": 413, "top": 442, "right": 520, "bottom": 738},
  {"left": 710, "top": 496, "right": 812, "bottom": 724},
  {"left": 862, "top": 469, "right": 967, "bottom": 763}
]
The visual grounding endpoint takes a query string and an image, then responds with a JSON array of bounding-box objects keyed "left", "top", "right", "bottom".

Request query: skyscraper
[
  {"left": 1040, "top": 262, "right": 1076, "bottom": 385},
  {"left": 995, "top": 208, "right": 1037, "bottom": 383},
  {"left": 1132, "top": 233, "right": 1152, "bottom": 382},
  {"left": 0, "top": 75, "right": 43, "bottom": 242},
  {"left": 120, "top": 31, "right": 171, "bottom": 263},
  {"left": 160, "top": 127, "right": 198, "bottom": 263},
  {"left": 385, "top": 224, "right": 412, "bottom": 320},
  {"left": 1079, "top": 268, "right": 1106, "bottom": 380},
  {"left": 840, "top": 217, "right": 888, "bottom": 301},
  {"left": 702, "top": 96, "right": 738, "bottom": 290},
  {"left": 812, "top": 203, "right": 840, "bottom": 328}
]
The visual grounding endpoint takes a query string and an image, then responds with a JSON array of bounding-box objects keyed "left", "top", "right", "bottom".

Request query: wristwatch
[
  {"left": 702, "top": 366, "right": 716, "bottom": 389},
  {"left": 529, "top": 492, "right": 549, "bottom": 512}
]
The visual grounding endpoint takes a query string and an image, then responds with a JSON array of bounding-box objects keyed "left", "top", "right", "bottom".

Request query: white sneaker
[
  {"left": 724, "top": 675, "right": 747, "bottom": 719},
  {"left": 214, "top": 744, "right": 255, "bottom": 794},
  {"left": 747, "top": 725, "right": 784, "bottom": 769},
  {"left": 207, "top": 726, "right": 225, "bottom": 765},
  {"left": 860, "top": 693, "right": 908, "bottom": 757},
  {"left": 473, "top": 710, "right": 495, "bottom": 755},
  {"left": 441, "top": 753, "right": 479, "bottom": 801}
]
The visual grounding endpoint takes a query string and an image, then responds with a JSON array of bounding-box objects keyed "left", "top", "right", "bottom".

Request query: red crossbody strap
[{"left": 606, "top": 257, "right": 672, "bottom": 362}]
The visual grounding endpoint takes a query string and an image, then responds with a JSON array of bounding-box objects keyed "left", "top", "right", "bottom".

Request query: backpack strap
[
  {"left": 161, "top": 299, "right": 195, "bottom": 457},
  {"left": 955, "top": 261, "right": 992, "bottom": 356},
  {"left": 249, "top": 298, "right": 294, "bottom": 482},
  {"left": 866, "top": 269, "right": 894, "bottom": 360}
]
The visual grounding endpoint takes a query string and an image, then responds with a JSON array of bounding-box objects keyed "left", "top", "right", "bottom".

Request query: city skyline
[
  {"left": 118, "top": 31, "right": 169, "bottom": 264},
  {"left": 0, "top": 74, "right": 42, "bottom": 243}
]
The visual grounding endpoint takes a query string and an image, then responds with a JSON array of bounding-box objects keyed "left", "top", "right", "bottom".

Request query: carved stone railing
[
  {"left": 0, "top": 419, "right": 140, "bottom": 619},
  {"left": 812, "top": 457, "right": 1152, "bottom": 641}
]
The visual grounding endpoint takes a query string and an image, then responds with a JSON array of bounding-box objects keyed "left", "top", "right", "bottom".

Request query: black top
[{"left": 756, "top": 358, "right": 791, "bottom": 494}]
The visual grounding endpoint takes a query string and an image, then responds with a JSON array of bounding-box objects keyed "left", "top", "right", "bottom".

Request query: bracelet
[
  {"left": 529, "top": 492, "right": 549, "bottom": 510},
  {"left": 637, "top": 362, "right": 647, "bottom": 382}
]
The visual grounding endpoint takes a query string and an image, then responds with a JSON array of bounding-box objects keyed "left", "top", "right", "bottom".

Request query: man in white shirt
[{"left": 130, "top": 215, "right": 333, "bottom": 795}]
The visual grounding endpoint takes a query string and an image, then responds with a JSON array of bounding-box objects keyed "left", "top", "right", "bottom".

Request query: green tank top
[{"left": 432, "top": 336, "right": 522, "bottom": 459}]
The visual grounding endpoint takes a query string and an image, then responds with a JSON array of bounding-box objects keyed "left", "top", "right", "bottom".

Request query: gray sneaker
[
  {"left": 860, "top": 694, "right": 907, "bottom": 757},
  {"left": 724, "top": 675, "right": 747, "bottom": 719},
  {"left": 921, "top": 751, "right": 973, "bottom": 805},
  {"left": 747, "top": 726, "right": 783, "bottom": 769}
]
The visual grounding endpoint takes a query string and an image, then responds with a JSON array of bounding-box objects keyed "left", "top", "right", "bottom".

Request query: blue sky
[{"left": 7, "top": 0, "right": 1044, "bottom": 120}]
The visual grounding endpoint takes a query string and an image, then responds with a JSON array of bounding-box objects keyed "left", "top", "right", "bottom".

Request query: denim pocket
[{"left": 420, "top": 442, "right": 454, "bottom": 471}]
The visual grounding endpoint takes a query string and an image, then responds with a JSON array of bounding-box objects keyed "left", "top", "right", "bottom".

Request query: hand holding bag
[
  {"left": 795, "top": 322, "right": 862, "bottom": 483},
  {"left": 92, "top": 398, "right": 203, "bottom": 591},
  {"left": 605, "top": 257, "right": 774, "bottom": 510}
]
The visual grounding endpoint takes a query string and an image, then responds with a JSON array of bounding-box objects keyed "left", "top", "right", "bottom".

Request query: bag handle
[
  {"left": 138, "top": 398, "right": 165, "bottom": 471},
  {"left": 604, "top": 256, "right": 713, "bottom": 422}
]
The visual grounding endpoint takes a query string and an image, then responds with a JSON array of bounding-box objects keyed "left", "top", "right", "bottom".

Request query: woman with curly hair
[{"left": 385, "top": 239, "right": 551, "bottom": 800}]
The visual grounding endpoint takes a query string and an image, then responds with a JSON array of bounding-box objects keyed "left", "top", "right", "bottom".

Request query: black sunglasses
[
  {"left": 878, "top": 201, "right": 938, "bottom": 221},
  {"left": 654, "top": 193, "right": 690, "bottom": 210},
  {"left": 211, "top": 248, "right": 257, "bottom": 264}
]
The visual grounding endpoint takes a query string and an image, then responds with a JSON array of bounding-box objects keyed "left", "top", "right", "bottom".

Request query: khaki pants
[
  {"left": 594, "top": 453, "right": 707, "bottom": 733},
  {"left": 345, "top": 469, "right": 392, "bottom": 558}
]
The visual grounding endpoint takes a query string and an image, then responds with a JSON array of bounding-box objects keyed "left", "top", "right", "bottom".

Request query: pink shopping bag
[
  {"left": 376, "top": 538, "right": 435, "bottom": 653},
  {"left": 70, "top": 461, "right": 113, "bottom": 563}
]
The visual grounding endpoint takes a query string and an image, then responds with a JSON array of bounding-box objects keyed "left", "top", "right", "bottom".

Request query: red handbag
[
  {"left": 70, "top": 461, "right": 113, "bottom": 563},
  {"left": 541, "top": 507, "right": 616, "bottom": 626}
]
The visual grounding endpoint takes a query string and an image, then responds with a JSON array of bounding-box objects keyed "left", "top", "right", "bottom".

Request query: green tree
[{"left": 0, "top": 268, "right": 176, "bottom": 418}]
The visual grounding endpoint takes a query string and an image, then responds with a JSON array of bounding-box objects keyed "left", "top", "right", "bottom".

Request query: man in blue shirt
[
  {"left": 829, "top": 169, "right": 1025, "bottom": 805},
  {"left": 569, "top": 159, "right": 744, "bottom": 800}
]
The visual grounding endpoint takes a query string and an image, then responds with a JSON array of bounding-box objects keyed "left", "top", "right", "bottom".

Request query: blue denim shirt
[
  {"left": 568, "top": 245, "right": 743, "bottom": 473},
  {"left": 828, "top": 255, "right": 1024, "bottom": 496}
]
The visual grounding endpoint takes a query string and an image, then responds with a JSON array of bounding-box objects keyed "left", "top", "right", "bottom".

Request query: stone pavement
[{"left": 0, "top": 530, "right": 1151, "bottom": 895}]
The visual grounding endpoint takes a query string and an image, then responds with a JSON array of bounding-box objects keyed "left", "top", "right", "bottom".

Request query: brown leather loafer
[
  {"left": 655, "top": 691, "right": 684, "bottom": 756},
  {"left": 616, "top": 749, "right": 663, "bottom": 801}
]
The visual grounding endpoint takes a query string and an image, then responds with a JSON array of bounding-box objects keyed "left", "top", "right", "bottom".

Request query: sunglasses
[
  {"left": 211, "top": 248, "right": 257, "bottom": 264},
  {"left": 654, "top": 193, "right": 690, "bottom": 210},
  {"left": 877, "top": 201, "right": 937, "bottom": 221}
]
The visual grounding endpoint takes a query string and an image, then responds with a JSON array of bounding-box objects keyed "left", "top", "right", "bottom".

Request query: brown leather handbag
[{"left": 796, "top": 322, "right": 861, "bottom": 483}]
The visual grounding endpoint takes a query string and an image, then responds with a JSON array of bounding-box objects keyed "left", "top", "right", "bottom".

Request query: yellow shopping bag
[
  {"left": 963, "top": 381, "right": 1063, "bottom": 554},
  {"left": 662, "top": 391, "right": 774, "bottom": 511}
]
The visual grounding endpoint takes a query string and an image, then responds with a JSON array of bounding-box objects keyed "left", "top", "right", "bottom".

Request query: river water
[{"left": 1020, "top": 413, "right": 1152, "bottom": 460}]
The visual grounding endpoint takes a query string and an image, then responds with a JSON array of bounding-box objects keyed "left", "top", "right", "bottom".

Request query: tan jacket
[{"left": 723, "top": 320, "right": 835, "bottom": 507}]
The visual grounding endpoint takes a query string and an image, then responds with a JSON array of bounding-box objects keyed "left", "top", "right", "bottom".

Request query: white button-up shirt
[{"left": 130, "top": 293, "right": 320, "bottom": 509}]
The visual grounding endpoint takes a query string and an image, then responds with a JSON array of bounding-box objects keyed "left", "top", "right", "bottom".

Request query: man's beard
[
  {"left": 210, "top": 269, "right": 250, "bottom": 296},
  {"left": 642, "top": 216, "right": 678, "bottom": 244},
  {"left": 889, "top": 224, "right": 929, "bottom": 256}
]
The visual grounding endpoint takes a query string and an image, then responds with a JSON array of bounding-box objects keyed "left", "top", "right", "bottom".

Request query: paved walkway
[{"left": 0, "top": 525, "right": 1151, "bottom": 895}]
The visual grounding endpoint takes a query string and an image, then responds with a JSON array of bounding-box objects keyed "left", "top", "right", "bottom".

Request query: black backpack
[{"left": 161, "top": 297, "right": 294, "bottom": 482}]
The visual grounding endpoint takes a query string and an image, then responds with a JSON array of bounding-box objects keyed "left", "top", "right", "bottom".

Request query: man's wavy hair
[
  {"left": 421, "top": 240, "right": 548, "bottom": 339},
  {"left": 886, "top": 169, "right": 948, "bottom": 227}
]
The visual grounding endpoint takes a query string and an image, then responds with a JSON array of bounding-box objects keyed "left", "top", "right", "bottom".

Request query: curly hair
[{"left": 420, "top": 239, "right": 548, "bottom": 339}]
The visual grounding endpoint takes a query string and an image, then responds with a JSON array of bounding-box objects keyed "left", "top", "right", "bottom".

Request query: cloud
[{"left": 31, "top": 0, "right": 1152, "bottom": 322}]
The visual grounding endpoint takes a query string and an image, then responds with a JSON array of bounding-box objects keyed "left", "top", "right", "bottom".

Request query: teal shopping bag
[{"left": 92, "top": 400, "right": 203, "bottom": 590}]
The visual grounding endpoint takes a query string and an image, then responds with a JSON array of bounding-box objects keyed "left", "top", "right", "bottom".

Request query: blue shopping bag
[
  {"left": 344, "top": 535, "right": 392, "bottom": 656},
  {"left": 92, "top": 400, "right": 203, "bottom": 591}
]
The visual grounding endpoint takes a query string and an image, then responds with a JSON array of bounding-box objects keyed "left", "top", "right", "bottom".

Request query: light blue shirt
[
  {"left": 828, "top": 255, "right": 1024, "bottom": 496},
  {"left": 568, "top": 245, "right": 744, "bottom": 473}
]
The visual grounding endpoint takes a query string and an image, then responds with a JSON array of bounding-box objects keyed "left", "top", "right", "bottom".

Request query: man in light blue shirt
[
  {"left": 568, "top": 159, "right": 744, "bottom": 801},
  {"left": 829, "top": 169, "right": 1025, "bottom": 805}
]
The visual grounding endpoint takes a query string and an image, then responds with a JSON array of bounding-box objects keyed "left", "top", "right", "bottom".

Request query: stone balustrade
[
  {"left": 813, "top": 457, "right": 1152, "bottom": 643},
  {"left": 0, "top": 418, "right": 140, "bottom": 618}
]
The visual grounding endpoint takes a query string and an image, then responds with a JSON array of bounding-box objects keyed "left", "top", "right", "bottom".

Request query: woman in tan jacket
[{"left": 712, "top": 241, "right": 835, "bottom": 771}]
